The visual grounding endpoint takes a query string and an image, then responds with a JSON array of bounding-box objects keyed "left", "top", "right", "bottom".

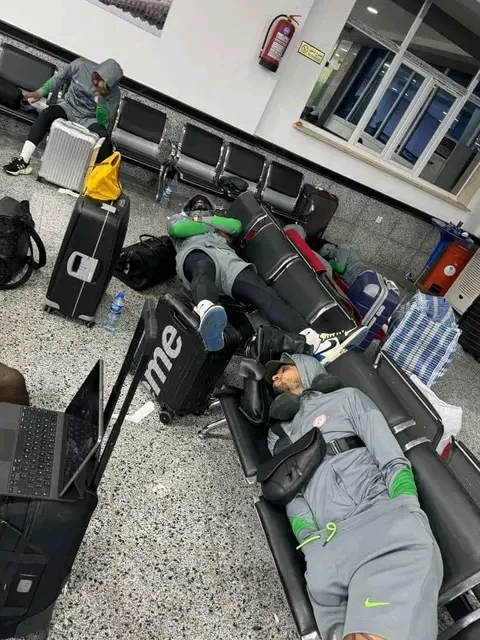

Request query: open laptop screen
[{"left": 60, "top": 360, "right": 104, "bottom": 495}]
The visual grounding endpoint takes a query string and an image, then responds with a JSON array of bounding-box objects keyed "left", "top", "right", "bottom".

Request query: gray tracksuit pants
[{"left": 302, "top": 495, "right": 443, "bottom": 640}]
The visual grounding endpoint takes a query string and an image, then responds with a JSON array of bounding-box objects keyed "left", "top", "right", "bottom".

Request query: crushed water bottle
[
  {"left": 160, "top": 183, "right": 174, "bottom": 208},
  {"left": 104, "top": 291, "right": 125, "bottom": 334}
]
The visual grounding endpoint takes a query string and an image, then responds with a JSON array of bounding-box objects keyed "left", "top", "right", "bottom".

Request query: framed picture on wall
[{"left": 85, "top": 0, "right": 174, "bottom": 38}]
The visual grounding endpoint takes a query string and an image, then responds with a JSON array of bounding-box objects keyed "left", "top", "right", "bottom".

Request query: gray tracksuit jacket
[
  {"left": 267, "top": 354, "right": 413, "bottom": 544},
  {"left": 37, "top": 58, "right": 123, "bottom": 129}
]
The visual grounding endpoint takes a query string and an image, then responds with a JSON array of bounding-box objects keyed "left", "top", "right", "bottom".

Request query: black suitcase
[
  {"left": 142, "top": 293, "right": 241, "bottom": 424},
  {"left": 459, "top": 294, "right": 480, "bottom": 360},
  {"left": 0, "top": 300, "right": 157, "bottom": 639},
  {"left": 45, "top": 194, "right": 130, "bottom": 326},
  {"left": 292, "top": 184, "right": 339, "bottom": 239}
]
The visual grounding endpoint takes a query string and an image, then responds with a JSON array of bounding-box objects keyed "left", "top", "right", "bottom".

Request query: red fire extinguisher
[{"left": 259, "top": 15, "right": 300, "bottom": 73}]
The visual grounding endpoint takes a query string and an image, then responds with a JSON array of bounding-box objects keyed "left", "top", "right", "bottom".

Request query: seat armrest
[
  {"left": 444, "top": 439, "right": 480, "bottom": 511},
  {"left": 376, "top": 352, "right": 443, "bottom": 448},
  {"left": 219, "top": 393, "right": 269, "bottom": 480},
  {"left": 405, "top": 441, "right": 480, "bottom": 605},
  {"left": 438, "top": 610, "right": 480, "bottom": 640},
  {"left": 255, "top": 497, "right": 318, "bottom": 638}
]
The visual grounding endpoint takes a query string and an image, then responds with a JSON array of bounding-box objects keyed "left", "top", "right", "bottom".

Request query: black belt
[{"left": 326, "top": 435, "right": 364, "bottom": 456}]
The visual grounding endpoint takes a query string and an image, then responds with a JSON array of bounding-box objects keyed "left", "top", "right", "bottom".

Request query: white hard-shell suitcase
[{"left": 38, "top": 119, "right": 103, "bottom": 192}]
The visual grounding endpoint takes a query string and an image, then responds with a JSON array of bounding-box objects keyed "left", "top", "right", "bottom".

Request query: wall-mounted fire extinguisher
[{"left": 259, "top": 14, "right": 300, "bottom": 73}]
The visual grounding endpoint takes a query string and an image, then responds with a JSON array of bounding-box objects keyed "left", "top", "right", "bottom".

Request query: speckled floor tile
[{"left": 1, "top": 127, "right": 479, "bottom": 640}]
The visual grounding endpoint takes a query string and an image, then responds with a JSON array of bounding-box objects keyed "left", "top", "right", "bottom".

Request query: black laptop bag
[{"left": 0, "top": 300, "right": 157, "bottom": 639}]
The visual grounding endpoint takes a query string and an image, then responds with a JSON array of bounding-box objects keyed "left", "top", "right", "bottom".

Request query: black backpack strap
[
  {"left": 0, "top": 226, "right": 46, "bottom": 290},
  {"left": 326, "top": 435, "right": 364, "bottom": 455}
]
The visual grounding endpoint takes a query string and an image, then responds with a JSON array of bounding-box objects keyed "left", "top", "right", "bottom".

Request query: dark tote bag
[{"left": 114, "top": 234, "right": 176, "bottom": 291}]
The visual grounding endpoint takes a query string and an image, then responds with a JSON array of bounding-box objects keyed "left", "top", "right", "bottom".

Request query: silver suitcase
[{"left": 38, "top": 119, "right": 104, "bottom": 192}]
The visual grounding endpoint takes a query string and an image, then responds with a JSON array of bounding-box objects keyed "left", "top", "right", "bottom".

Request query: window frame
[{"left": 301, "top": 0, "right": 480, "bottom": 202}]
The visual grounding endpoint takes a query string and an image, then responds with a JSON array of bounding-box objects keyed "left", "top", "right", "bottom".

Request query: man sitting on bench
[
  {"left": 265, "top": 352, "right": 443, "bottom": 640},
  {"left": 168, "top": 195, "right": 367, "bottom": 356},
  {"left": 3, "top": 57, "right": 123, "bottom": 177}
]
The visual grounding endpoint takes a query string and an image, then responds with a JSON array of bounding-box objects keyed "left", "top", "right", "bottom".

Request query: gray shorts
[{"left": 303, "top": 499, "right": 443, "bottom": 640}]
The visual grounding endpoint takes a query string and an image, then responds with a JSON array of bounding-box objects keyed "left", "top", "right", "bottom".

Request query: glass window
[
  {"left": 363, "top": 65, "right": 425, "bottom": 146},
  {"left": 420, "top": 101, "right": 480, "bottom": 192},
  {"left": 299, "top": 0, "right": 480, "bottom": 196},
  {"left": 393, "top": 87, "right": 456, "bottom": 166}
]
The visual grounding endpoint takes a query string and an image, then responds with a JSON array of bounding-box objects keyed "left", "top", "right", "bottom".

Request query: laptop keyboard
[{"left": 8, "top": 408, "right": 58, "bottom": 497}]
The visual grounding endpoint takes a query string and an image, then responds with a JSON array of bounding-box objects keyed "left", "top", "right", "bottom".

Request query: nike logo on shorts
[{"left": 364, "top": 598, "right": 390, "bottom": 608}]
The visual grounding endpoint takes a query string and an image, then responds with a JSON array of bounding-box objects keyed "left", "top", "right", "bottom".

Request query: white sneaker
[
  {"left": 315, "top": 326, "right": 369, "bottom": 363},
  {"left": 194, "top": 300, "right": 227, "bottom": 352}
]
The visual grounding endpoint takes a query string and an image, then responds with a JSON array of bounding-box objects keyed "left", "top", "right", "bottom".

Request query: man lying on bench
[
  {"left": 168, "top": 195, "right": 367, "bottom": 355},
  {"left": 264, "top": 352, "right": 443, "bottom": 640}
]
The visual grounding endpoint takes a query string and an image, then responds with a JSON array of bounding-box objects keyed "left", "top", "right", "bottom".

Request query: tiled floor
[{"left": 0, "top": 128, "right": 479, "bottom": 640}]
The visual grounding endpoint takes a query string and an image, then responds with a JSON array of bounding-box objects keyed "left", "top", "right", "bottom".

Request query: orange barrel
[{"left": 423, "top": 242, "right": 472, "bottom": 296}]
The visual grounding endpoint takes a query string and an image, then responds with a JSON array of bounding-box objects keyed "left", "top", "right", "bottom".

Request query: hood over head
[
  {"left": 265, "top": 352, "right": 326, "bottom": 388},
  {"left": 319, "top": 242, "right": 338, "bottom": 261},
  {"left": 183, "top": 194, "right": 215, "bottom": 213},
  {"left": 95, "top": 59, "right": 123, "bottom": 88}
]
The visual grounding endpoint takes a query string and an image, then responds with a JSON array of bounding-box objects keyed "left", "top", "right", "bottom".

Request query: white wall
[
  {"left": 255, "top": 0, "right": 469, "bottom": 224},
  {"left": 2, "top": 0, "right": 313, "bottom": 134}
]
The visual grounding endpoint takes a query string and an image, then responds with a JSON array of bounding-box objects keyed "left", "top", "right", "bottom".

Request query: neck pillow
[{"left": 269, "top": 374, "right": 344, "bottom": 422}]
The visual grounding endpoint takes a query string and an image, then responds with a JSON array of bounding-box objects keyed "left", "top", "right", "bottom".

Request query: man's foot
[
  {"left": 194, "top": 300, "right": 228, "bottom": 352},
  {"left": 3, "top": 157, "right": 32, "bottom": 176},
  {"left": 316, "top": 326, "right": 369, "bottom": 363}
]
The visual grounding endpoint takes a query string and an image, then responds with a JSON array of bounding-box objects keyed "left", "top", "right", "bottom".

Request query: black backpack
[{"left": 0, "top": 197, "right": 46, "bottom": 290}]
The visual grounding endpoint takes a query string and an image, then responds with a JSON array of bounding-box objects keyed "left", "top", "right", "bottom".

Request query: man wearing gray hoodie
[
  {"left": 3, "top": 58, "right": 123, "bottom": 176},
  {"left": 265, "top": 353, "right": 443, "bottom": 640}
]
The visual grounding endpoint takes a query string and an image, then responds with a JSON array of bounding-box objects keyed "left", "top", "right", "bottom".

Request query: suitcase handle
[{"left": 163, "top": 292, "right": 199, "bottom": 332}]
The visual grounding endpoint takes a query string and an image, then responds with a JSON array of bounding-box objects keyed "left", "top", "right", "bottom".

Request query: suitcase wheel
[
  {"left": 85, "top": 320, "right": 95, "bottom": 329},
  {"left": 159, "top": 410, "right": 173, "bottom": 425},
  {"left": 44, "top": 305, "right": 53, "bottom": 314},
  {"left": 36, "top": 176, "right": 45, "bottom": 183}
]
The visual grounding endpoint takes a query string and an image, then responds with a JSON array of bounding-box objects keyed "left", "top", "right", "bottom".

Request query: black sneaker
[{"left": 3, "top": 157, "right": 32, "bottom": 176}]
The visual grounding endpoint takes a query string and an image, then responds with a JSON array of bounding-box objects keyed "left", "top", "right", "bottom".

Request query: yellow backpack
[{"left": 83, "top": 151, "right": 122, "bottom": 201}]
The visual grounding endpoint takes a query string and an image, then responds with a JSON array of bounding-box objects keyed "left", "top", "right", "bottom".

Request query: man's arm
[
  {"left": 36, "top": 60, "right": 77, "bottom": 98},
  {"left": 168, "top": 215, "right": 242, "bottom": 240},
  {"left": 95, "top": 86, "right": 120, "bottom": 128},
  {"left": 347, "top": 389, "right": 417, "bottom": 497}
]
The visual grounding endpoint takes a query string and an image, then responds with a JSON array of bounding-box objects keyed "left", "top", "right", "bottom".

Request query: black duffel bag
[
  {"left": 0, "top": 197, "right": 46, "bottom": 290},
  {"left": 0, "top": 77, "right": 22, "bottom": 110},
  {"left": 114, "top": 234, "right": 176, "bottom": 291}
]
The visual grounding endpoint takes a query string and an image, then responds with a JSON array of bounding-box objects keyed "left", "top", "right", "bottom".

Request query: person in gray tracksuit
[
  {"left": 4, "top": 57, "right": 123, "bottom": 176},
  {"left": 265, "top": 353, "right": 443, "bottom": 640}
]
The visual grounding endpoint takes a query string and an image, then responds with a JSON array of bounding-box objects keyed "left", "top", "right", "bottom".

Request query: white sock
[
  {"left": 20, "top": 141, "right": 36, "bottom": 164},
  {"left": 194, "top": 299, "right": 215, "bottom": 320}
]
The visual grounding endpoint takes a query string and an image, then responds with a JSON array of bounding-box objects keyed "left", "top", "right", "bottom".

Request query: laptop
[{"left": 0, "top": 360, "right": 104, "bottom": 500}]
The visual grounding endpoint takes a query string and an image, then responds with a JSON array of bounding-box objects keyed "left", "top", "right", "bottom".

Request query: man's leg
[
  {"left": 343, "top": 506, "right": 442, "bottom": 640},
  {"left": 183, "top": 250, "right": 228, "bottom": 352},
  {"left": 231, "top": 267, "right": 367, "bottom": 361},
  {"left": 3, "top": 105, "right": 67, "bottom": 176},
  {"left": 87, "top": 123, "right": 113, "bottom": 163},
  {"left": 0, "top": 364, "right": 29, "bottom": 405}
]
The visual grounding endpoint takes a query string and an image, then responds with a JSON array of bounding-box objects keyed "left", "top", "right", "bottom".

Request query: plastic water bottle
[
  {"left": 104, "top": 291, "right": 125, "bottom": 334},
  {"left": 160, "top": 183, "right": 174, "bottom": 208}
]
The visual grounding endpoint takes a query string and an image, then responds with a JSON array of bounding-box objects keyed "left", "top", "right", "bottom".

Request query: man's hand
[
  {"left": 97, "top": 80, "right": 109, "bottom": 97},
  {"left": 23, "top": 91, "right": 41, "bottom": 103}
]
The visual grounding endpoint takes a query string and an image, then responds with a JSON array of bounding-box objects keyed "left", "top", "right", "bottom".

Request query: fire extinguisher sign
[{"left": 298, "top": 41, "right": 325, "bottom": 64}]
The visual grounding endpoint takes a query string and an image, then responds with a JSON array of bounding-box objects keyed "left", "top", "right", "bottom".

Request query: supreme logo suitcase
[
  {"left": 348, "top": 270, "right": 399, "bottom": 349},
  {"left": 45, "top": 194, "right": 130, "bottom": 326},
  {"left": 142, "top": 293, "right": 241, "bottom": 424},
  {"left": 38, "top": 119, "right": 103, "bottom": 192}
]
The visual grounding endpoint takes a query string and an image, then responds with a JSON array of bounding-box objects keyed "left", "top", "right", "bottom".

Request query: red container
[{"left": 423, "top": 242, "right": 472, "bottom": 296}]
